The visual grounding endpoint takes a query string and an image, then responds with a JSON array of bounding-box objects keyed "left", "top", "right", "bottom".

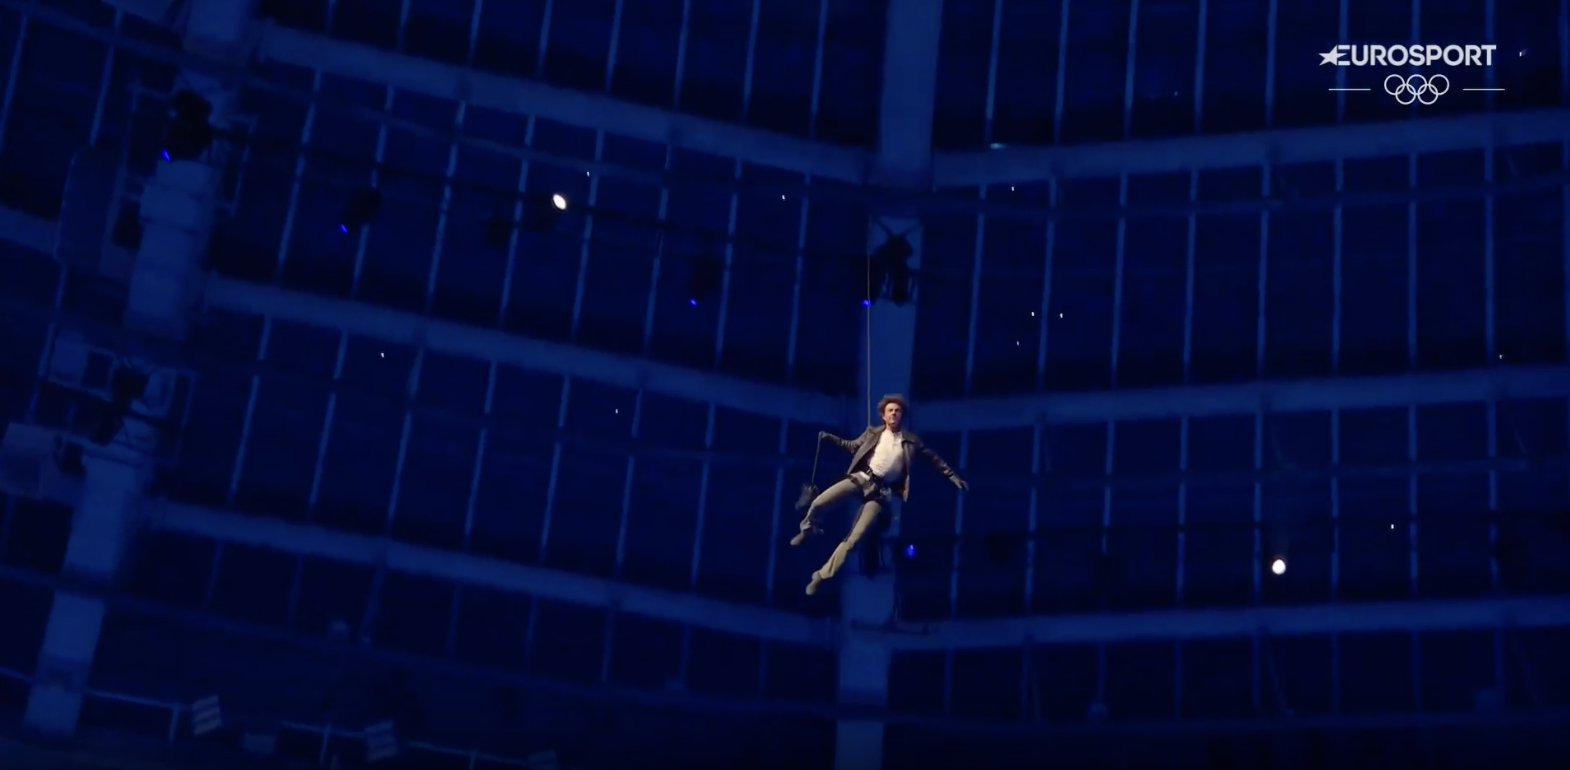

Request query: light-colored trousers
[{"left": 798, "top": 475, "right": 887, "bottom": 581}]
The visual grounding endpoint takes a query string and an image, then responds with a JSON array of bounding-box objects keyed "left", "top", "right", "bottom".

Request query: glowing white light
[
  {"left": 1270, "top": 558, "right": 1286, "bottom": 575},
  {"left": 552, "top": 194, "right": 567, "bottom": 210}
]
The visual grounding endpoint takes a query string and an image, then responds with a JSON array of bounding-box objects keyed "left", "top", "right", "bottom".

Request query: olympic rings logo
[{"left": 1383, "top": 74, "right": 1449, "bottom": 105}]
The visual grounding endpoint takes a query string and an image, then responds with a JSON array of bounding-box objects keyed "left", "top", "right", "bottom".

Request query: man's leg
[
  {"left": 790, "top": 477, "right": 861, "bottom": 546},
  {"left": 806, "top": 497, "right": 885, "bottom": 594}
]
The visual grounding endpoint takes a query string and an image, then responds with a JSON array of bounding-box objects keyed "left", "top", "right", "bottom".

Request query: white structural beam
[
  {"left": 253, "top": 23, "right": 868, "bottom": 184},
  {"left": 833, "top": 0, "right": 944, "bottom": 768},
  {"left": 25, "top": 0, "right": 251, "bottom": 737},
  {"left": 873, "top": 595, "right": 1570, "bottom": 651},
  {"left": 0, "top": 205, "right": 843, "bottom": 426},
  {"left": 919, "top": 364, "right": 1570, "bottom": 431},
  {"left": 141, "top": 499, "right": 827, "bottom": 647},
  {"left": 933, "top": 108, "right": 1570, "bottom": 187}
]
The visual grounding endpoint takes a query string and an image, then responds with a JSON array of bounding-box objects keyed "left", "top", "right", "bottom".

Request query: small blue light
[
  {"left": 160, "top": 149, "right": 170, "bottom": 162},
  {"left": 862, "top": 299, "right": 872, "bottom": 307},
  {"left": 688, "top": 298, "right": 698, "bottom": 306},
  {"left": 904, "top": 544, "right": 916, "bottom": 558},
  {"left": 339, "top": 224, "right": 348, "bottom": 234}
]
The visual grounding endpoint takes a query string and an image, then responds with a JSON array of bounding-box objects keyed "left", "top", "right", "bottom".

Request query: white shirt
[{"left": 865, "top": 428, "right": 906, "bottom": 483}]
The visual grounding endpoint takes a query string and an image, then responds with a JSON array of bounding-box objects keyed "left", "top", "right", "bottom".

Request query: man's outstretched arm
[
  {"left": 920, "top": 444, "right": 969, "bottom": 490},
  {"left": 819, "top": 429, "right": 871, "bottom": 452}
]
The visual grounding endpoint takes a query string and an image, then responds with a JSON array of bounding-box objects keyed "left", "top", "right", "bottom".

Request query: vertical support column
[
  {"left": 24, "top": 0, "right": 254, "bottom": 737},
  {"left": 836, "top": 1, "right": 942, "bottom": 768}
]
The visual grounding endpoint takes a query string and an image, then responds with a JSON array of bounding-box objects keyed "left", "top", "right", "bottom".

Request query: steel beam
[
  {"left": 873, "top": 595, "right": 1570, "bottom": 651},
  {"left": 934, "top": 108, "right": 1570, "bottom": 187},
  {"left": 919, "top": 364, "right": 1570, "bottom": 431},
  {"left": 0, "top": 205, "right": 843, "bottom": 426},
  {"left": 253, "top": 23, "right": 868, "bottom": 184},
  {"left": 143, "top": 498, "right": 828, "bottom": 647}
]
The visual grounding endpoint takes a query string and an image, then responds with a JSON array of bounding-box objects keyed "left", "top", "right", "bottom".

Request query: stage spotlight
[
  {"left": 339, "top": 187, "right": 382, "bottom": 233},
  {"left": 520, "top": 192, "right": 567, "bottom": 232},
  {"left": 686, "top": 255, "right": 722, "bottom": 306},
  {"left": 1270, "top": 558, "right": 1286, "bottom": 575},
  {"left": 163, "top": 90, "right": 214, "bottom": 161},
  {"left": 904, "top": 543, "right": 917, "bottom": 558}
]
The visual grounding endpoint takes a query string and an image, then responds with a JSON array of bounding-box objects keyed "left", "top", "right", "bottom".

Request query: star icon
[{"left": 1319, "top": 49, "right": 1345, "bottom": 65}]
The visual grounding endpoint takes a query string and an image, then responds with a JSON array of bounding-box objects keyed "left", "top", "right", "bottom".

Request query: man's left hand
[{"left": 950, "top": 475, "right": 969, "bottom": 491}]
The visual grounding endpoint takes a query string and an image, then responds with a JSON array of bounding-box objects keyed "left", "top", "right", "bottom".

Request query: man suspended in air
[{"left": 792, "top": 394, "right": 968, "bottom": 595}]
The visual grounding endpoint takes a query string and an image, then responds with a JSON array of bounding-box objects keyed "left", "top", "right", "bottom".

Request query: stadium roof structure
[{"left": 0, "top": 0, "right": 1568, "bottom": 768}]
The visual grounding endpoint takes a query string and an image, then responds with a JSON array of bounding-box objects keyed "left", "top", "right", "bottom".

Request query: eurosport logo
[{"left": 1319, "top": 44, "right": 1497, "bottom": 67}]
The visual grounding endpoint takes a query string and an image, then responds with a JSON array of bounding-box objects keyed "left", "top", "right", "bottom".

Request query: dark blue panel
[
  {"left": 886, "top": 650, "right": 944, "bottom": 716},
  {"left": 761, "top": 641, "right": 834, "bottom": 703},
  {"left": 1034, "top": 643, "right": 1098, "bottom": 721},
  {"left": 1263, "top": 481, "right": 1333, "bottom": 604},
  {"left": 329, "top": 0, "right": 398, "bottom": 48},
  {"left": 528, "top": 599, "right": 606, "bottom": 685},
  {"left": 1416, "top": 152, "right": 1488, "bottom": 368},
  {"left": 680, "top": 0, "right": 749, "bottom": 121},
  {"left": 1057, "top": 0, "right": 1130, "bottom": 143},
  {"left": 1419, "top": 629, "right": 1495, "bottom": 712},
  {"left": 930, "top": 0, "right": 990, "bottom": 150},
  {"left": 471, "top": 0, "right": 548, "bottom": 79},
  {"left": 971, "top": 185, "right": 1050, "bottom": 397},
  {"left": 646, "top": 149, "right": 731, "bottom": 368},
  {"left": 1109, "top": 419, "right": 1182, "bottom": 607},
  {"left": 621, "top": 455, "right": 701, "bottom": 589},
  {"left": 1269, "top": 635, "right": 1334, "bottom": 716},
  {"left": 1128, "top": 1, "right": 1197, "bottom": 140},
  {"left": 360, "top": 132, "right": 449, "bottom": 313},
  {"left": 992, "top": 0, "right": 1065, "bottom": 146},
  {"left": 577, "top": 182, "right": 659, "bottom": 356},
  {"left": 1340, "top": 632, "right": 1416, "bottom": 714},
  {"left": 542, "top": 0, "right": 615, "bottom": 92},
  {"left": 1200, "top": 0, "right": 1267, "bottom": 133},
  {"left": 1190, "top": 173, "right": 1262, "bottom": 383},
  {"left": 0, "top": 575, "right": 50, "bottom": 673},
  {"left": 1341, "top": 157, "right": 1412, "bottom": 375},
  {"left": 909, "top": 206, "right": 977, "bottom": 399},
  {"left": 549, "top": 444, "right": 625, "bottom": 576},
  {"left": 1045, "top": 179, "right": 1118, "bottom": 389},
  {"left": 1180, "top": 638, "right": 1253, "bottom": 718},
  {"left": 314, "top": 338, "right": 413, "bottom": 531},
  {"left": 794, "top": 184, "right": 864, "bottom": 394},
  {"left": 208, "top": 542, "right": 296, "bottom": 627},
  {"left": 233, "top": 323, "right": 334, "bottom": 518},
  {"left": 1494, "top": 148, "right": 1567, "bottom": 363},
  {"left": 1516, "top": 627, "right": 1570, "bottom": 708},
  {"left": 1, "top": 497, "right": 70, "bottom": 575},
  {"left": 1264, "top": 164, "right": 1336, "bottom": 378},
  {"left": 432, "top": 145, "right": 521, "bottom": 327},
  {"left": 404, "top": 0, "right": 477, "bottom": 66},
  {"left": 468, "top": 366, "right": 559, "bottom": 563},
  {"left": 951, "top": 647, "right": 1025, "bottom": 720},
  {"left": 292, "top": 556, "right": 375, "bottom": 639},
  {"left": 606, "top": 613, "right": 683, "bottom": 689},
  {"left": 1105, "top": 640, "right": 1173, "bottom": 720},
  {"left": 0, "top": 23, "right": 106, "bottom": 217},
  {"left": 1339, "top": 3, "right": 1415, "bottom": 125},
  {"left": 815, "top": 4, "right": 882, "bottom": 145},
  {"left": 695, "top": 408, "right": 778, "bottom": 603},
  {"left": 685, "top": 626, "right": 761, "bottom": 698},
  {"left": 748, "top": 0, "right": 818, "bottom": 136},
  {"left": 123, "top": 531, "right": 212, "bottom": 610},
  {"left": 371, "top": 572, "right": 453, "bottom": 657},
  {"left": 955, "top": 427, "right": 1032, "bottom": 618},
  {"left": 723, "top": 165, "right": 806, "bottom": 383},
  {"left": 608, "top": 0, "right": 682, "bottom": 108},
  {"left": 452, "top": 585, "right": 532, "bottom": 668}
]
